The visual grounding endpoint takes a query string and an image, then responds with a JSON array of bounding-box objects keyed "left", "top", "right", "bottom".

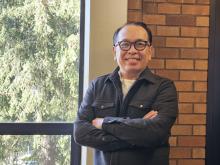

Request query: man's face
[{"left": 113, "top": 25, "right": 152, "bottom": 78}]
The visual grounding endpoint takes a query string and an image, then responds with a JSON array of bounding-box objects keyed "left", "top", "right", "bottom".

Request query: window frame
[
  {"left": 207, "top": 0, "right": 220, "bottom": 165},
  {"left": 0, "top": 0, "right": 85, "bottom": 164}
]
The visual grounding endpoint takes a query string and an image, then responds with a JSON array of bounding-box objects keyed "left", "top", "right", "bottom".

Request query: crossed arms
[{"left": 74, "top": 80, "right": 178, "bottom": 152}]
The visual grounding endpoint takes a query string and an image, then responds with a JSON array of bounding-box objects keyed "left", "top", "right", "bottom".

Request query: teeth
[
  {"left": 125, "top": 56, "right": 140, "bottom": 60},
  {"left": 127, "top": 58, "right": 140, "bottom": 60}
]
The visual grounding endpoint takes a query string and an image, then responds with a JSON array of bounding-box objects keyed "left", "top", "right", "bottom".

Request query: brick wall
[{"left": 128, "top": 0, "right": 209, "bottom": 165}]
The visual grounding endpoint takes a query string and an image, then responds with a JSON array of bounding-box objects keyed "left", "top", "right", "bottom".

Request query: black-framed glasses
[{"left": 114, "top": 40, "right": 151, "bottom": 51}]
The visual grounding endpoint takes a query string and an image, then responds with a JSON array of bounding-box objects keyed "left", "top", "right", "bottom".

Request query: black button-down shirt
[{"left": 74, "top": 67, "right": 178, "bottom": 165}]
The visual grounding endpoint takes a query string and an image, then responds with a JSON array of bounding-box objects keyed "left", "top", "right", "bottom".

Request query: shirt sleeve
[
  {"left": 102, "top": 80, "right": 178, "bottom": 148},
  {"left": 74, "top": 80, "right": 134, "bottom": 152}
]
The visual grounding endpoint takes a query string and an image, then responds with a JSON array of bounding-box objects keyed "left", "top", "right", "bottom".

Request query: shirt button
[{"left": 140, "top": 104, "right": 143, "bottom": 108}]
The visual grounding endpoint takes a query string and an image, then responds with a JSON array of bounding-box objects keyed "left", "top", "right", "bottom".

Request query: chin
[{"left": 125, "top": 68, "right": 142, "bottom": 74}]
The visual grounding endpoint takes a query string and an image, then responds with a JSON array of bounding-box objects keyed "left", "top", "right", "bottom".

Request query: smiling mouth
[{"left": 125, "top": 58, "right": 141, "bottom": 61}]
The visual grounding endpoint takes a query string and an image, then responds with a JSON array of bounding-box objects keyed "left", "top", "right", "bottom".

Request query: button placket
[{"left": 139, "top": 104, "right": 144, "bottom": 108}]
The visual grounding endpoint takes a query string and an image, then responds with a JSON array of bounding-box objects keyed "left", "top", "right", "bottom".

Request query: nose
[{"left": 128, "top": 43, "right": 138, "bottom": 54}]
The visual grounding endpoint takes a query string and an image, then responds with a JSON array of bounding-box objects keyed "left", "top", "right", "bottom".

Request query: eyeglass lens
[{"left": 119, "top": 40, "right": 149, "bottom": 51}]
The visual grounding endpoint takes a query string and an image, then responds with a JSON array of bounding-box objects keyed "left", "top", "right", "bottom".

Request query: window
[
  {"left": 0, "top": 0, "right": 83, "bottom": 164},
  {"left": 0, "top": 135, "right": 71, "bottom": 164}
]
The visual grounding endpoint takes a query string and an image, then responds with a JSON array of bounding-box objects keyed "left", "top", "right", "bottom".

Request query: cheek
[
  {"left": 116, "top": 51, "right": 126, "bottom": 61},
  {"left": 144, "top": 50, "right": 152, "bottom": 61},
  {"left": 140, "top": 54, "right": 151, "bottom": 65}
]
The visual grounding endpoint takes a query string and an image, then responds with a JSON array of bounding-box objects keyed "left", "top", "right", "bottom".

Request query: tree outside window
[{"left": 0, "top": 0, "right": 80, "bottom": 164}]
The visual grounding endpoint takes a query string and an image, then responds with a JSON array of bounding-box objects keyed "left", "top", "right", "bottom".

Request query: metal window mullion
[{"left": 0, "top": 123, "right": 73, "bottom": 135}]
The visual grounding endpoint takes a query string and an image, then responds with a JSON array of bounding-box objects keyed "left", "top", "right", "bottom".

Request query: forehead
[{"left": 117, "top": 25, "right": 148, "bottom": 41}]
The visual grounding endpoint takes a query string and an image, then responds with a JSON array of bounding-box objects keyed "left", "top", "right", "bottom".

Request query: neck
[{"left": 119, "top": 70, "right": 142, "bottom": 80}]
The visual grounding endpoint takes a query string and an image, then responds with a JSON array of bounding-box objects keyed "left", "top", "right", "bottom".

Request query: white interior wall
[{"left": 82, "top": 0, "right": 128, "bottom": 164}]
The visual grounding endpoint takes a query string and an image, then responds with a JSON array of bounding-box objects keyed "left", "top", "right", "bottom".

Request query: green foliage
[
  {"left": 0, "top": 0, "right": 80, "bottom": 121},
  {"left": 0, "top": 0, "right": 80, "bottom": 164}
]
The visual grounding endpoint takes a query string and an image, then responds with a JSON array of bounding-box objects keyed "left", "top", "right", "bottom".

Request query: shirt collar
[{"left": 105, "top": 67, "right": 157, "bottom": 84}]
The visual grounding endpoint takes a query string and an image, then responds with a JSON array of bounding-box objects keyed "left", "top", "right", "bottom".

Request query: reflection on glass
[
  {"left": 0, "top": 135, "right": 71, "bottom": 165},
  {"left": 0, "top": 0, "right": 80, "bottom": 121}
]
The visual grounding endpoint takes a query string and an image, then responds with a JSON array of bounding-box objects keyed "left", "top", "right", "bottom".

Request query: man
[{"left": 74, "top": 22, "right": 178, "bottom": 165}]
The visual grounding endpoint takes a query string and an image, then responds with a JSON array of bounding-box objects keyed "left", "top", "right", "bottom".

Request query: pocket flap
[
  {"left": 92, "top": 101, "right": 115, "bottom": 110},
  {"left": 129, "top": 101, "right": 151, "bottom": 110}
]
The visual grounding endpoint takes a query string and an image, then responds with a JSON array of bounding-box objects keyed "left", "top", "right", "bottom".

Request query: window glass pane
[
  {"left": 0, "top": 0, "right": 80, "bottom": 121},
  {"left": 0, "top": 135, "right": 71, "bottom": 165}
]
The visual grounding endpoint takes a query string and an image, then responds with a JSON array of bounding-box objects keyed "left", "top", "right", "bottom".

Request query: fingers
[
  {"left": 92, "top": 118, "right": 104, "bottom": 129},
  {"left": 143, "top": 110, "right": 158, "bottom": 120},
  {"left": 148, "top": 112, "right": 157, "bottom": 119}
]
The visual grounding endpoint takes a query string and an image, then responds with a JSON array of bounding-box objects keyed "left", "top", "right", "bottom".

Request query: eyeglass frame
[{"left": 113, "top": 40, "right": 151, "bottom": 51}]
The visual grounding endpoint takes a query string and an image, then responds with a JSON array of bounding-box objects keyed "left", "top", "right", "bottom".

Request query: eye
[
  {"left": 135, "top": 41, "right": 146, "bottom": 48},
  {"left": 120, "top": 41, "right": 130, "bottom": 48}
]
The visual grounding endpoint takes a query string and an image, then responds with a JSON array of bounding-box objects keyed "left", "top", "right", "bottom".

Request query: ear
[
  {"left": 147, "top": 46, "right": 153, "bottom": 61},
  {"left": 113, "top": 46, "right": 117, "bottom": 60},
  {"left": 113, "top": 46, "right": 116, "bottom": 54}
]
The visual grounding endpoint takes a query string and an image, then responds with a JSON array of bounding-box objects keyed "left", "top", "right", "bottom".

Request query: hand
[
  {"left": 143, "top": 110, "right": 158, "bottom": 120},
  {"left": 92, "top": 118, "right": 104, "bottom": 129}
]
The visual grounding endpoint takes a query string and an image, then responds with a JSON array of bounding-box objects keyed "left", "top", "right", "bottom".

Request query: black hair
[{"left": 113, "top": 22, "right": 152, "bottom": 46}]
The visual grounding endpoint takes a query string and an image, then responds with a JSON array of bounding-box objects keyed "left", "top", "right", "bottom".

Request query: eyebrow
[{"left": 119, "top": 39, "right": 149, "bottom": 42}]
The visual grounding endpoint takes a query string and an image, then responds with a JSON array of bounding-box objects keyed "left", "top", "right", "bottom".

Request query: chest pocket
[
  {"left": 128, "top": 101, "right": 153, "bottom": 119},
  {"left": 92, "top": 101, "right": 116, "bottom": 118}
]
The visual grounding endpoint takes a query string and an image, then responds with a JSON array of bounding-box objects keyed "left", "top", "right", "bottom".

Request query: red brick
[
  {"left": 156, "top": 48, "right": 179, "bottom": 58},
  {"left": 166, "top": 37, "right": 194, "bottom": 48},
  {"left": 149, "top": 59, "right": 165, "bottom": 69},
  {"left": 166, "top": 15, "right": 195, "bottom": 26},
  {"left": 182, "top": 5, "right": 210, "bottom": 15},
  {"left": 178, "top": 114, "right": 206, "bottom": 124},
  {"left": 166, "top": 59, "right": 193, "bottom": 69},
  {"left": 128, "top": 11, "right": 143, "bottom": 22},
  {"left": 143, "top": 2, "right": 157, "bottom": 14},
  {"left": 153, "top": 37, "right": 166, "bottom": 47},
  {"left": 169, "top": 136, "right": 177, "bottom": 146},
  {"left": 139, "top": 1, "right": 208, "bottom": 163},
  {"left": 192, "top": 148, "right": 205, "bottom": 158},
  {"left": 178, "top": 136, "right": 205, "bottom": 147},
  {"left": 195, "top": 60, "right": 208, "bottom": 70},
  {"left": 175, "top": 81, "right": 193, "bottom": 91},
  {"left": 197, "top": 0, "right": 210, "bottom": 4},
  {"left": 178, "top": 103, "right": 193, "bottom": 113},
  {"left": 156, "top": 70, "right": 179, "bottom": 80},
  {"left": 181, "top": 27, "right": 209, "bottom": 37},
  {"left": 144, "top": 0, "right": 166, "bottom": 2},
  {"left": 143, "top": 15, "right": 166, "bottom": 25},
  {"left": 180, "top": 49, "right": 208, "bottom": 59},
  {"left": 193, "top": 125, "right": 206, "bottom": 135},
  {"left": 180, "top": 71, "right": 207, "bottom": 81},
  {"left": 179, "top": 92, "right": 206, "bottom": 103},
  {"left": 171, "top": 125, "right": 192, "bottom": 135},
  {"left": 196, "top": 16, "right": 209, "bottom": 26},
  {"left": 147, "top": 25, "right": 156, "bottom": 35},
  {"left": 158, "top": 3, "right": 181, "bottom": 14},
  {"left": 157, "top": 26, "right": 180, "bottom": 36},
  {"left": 170, "top": 147, "right": 191, "bottom": 158},
  {"left": 169, "top": 160, "right": 177, "bottom": 165},
  {"left": 128, "top": 0, "right": 142, "bottom": 10},
  {"left": 178, "top": 159, "right": 205, "bottom": 165},
  {"left": 194, "top": 82, "right": 207, "bottom": 92},
  {"left": 168, "top": 0, "right": 196, "bottom": 3},
  {"left": 196, "top": 38, "right": 209, "bottom": 48},
  {"left": 184, "top": 0, "right": 196, "bottom": 3},
  {"left": 194, "top": 103, "right": 207, "bottom": 113}
]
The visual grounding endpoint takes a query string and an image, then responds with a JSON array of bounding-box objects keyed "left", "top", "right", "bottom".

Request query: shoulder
[
  {"left": 149, "top": 71, "right": 174, "bottom": 84},
  {"left": 89, "top": 73, "right": 113, "bottom": 88},
  {"left": 91, "top": 73, "right": 111, "bottom": 83},
  {"left": 151, "top": 73, "right": 176, "bottom": 91}
]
